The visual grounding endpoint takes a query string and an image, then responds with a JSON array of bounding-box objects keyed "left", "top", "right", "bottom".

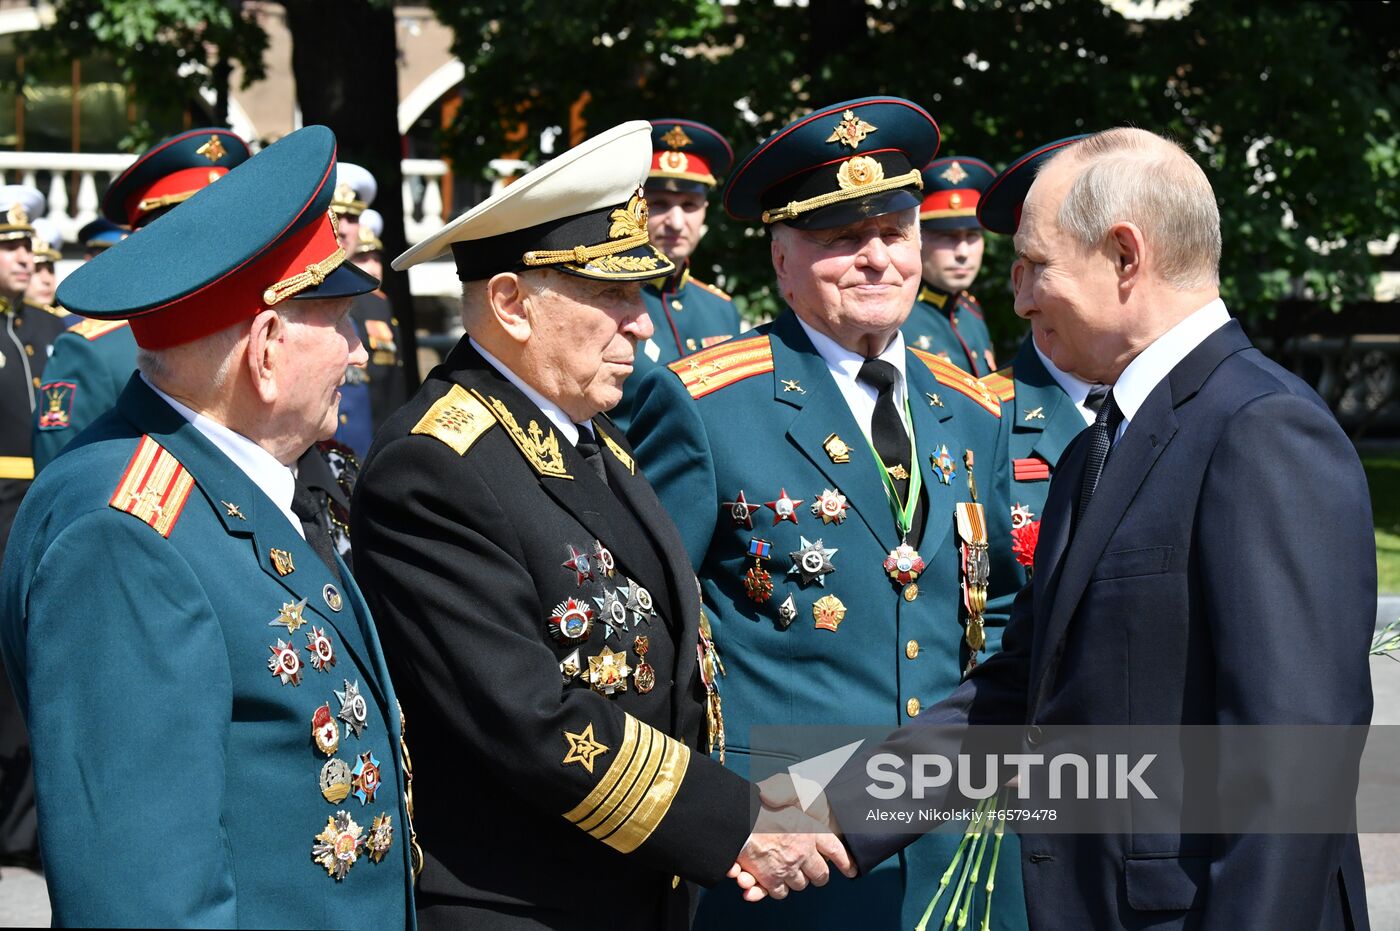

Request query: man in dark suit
[
  {"left": 785, "top": 127, "right": 1376, "bottom": 929},
  {"left": 352, "top": 120, "right": 849, "bottom": 930}
]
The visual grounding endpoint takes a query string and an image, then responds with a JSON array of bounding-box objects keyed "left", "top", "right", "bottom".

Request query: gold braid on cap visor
[
  {"left": 521, "top": 192, "right": 653, "bottom": 268},
  {"left": 761, "top": 165, "right": 923, "bottom": 224},
  {"left": 262, "top": 244, "right": 348, "bottom": 306}
]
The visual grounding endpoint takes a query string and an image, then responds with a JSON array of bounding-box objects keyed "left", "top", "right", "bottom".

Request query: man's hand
[{"left": 727, "top": 798, "right": 855, "bottom": 902}]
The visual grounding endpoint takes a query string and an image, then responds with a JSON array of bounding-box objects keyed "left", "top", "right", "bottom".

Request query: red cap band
[
  {"left": 649, "top": 150, "right": 716, "bottom": 186},
  {"left": 919, "top": 188, "right": 980, "bottom": 220},
  {"left": 126, "top": 166, "right": 231, "bottom": 226},
  {"left": 129, "top": 211, "right": 341, "bottom": 350}
]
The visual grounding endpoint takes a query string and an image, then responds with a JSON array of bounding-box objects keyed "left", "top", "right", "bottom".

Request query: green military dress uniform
[
  {"left": 628, "top": 309, "right": 1027, "bottom": 930},
  {"left": 612, "top": 266, "right": 741, "bottom": 432},
  {"left": 2, "top": 376, "right": 417, "bottom": 926},
  {"left": 903, "top": 284, "right": 996, "bottom": 376},
  {"left": 980, "top": 337, "right": 1091, "bottom": 586},
  {"left": 32, "top": 319, "right": 137, "bottom": 473}
]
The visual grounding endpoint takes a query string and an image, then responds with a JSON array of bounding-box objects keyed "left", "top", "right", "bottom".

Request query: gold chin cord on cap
[
  {"left": 761, "top": 166, "right": 923, "bottom": 225},
  {"left": 261, "top": 245, "right": 347, "bottom": 306},
  {"left": 520, "top": 190, "right": 653, "bottom": 269}
]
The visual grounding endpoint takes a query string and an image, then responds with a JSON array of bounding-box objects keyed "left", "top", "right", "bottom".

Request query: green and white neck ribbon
[{"left": 864, "top": 394, "right": 922, "bottom": 542}]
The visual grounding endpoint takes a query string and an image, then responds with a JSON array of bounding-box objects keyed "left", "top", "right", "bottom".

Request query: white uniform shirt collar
[
  {"left": 1111, "top": 297, "right": 1230, "bottom": 437},
  {"left": 471, "top": 337, "right": 584, "bottom": 445},
  {"left": 1032, "top": 340, "right": 1099, "bottom": 427},
  {"left": 141, "top": 372, "right": 302, "bottom": 537},
  {"left": 796, "top": 315, "right": 909, "bottom": 447}
]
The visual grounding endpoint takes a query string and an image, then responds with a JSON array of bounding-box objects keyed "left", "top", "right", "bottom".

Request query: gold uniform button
[
  {"left": 339, "top": 413, "right": 348, "bottom": 424},
  {"left": 671, "top": 874, "right": 681, "bottom": 889},
  {"left": 671, "top": 300, "right": 682, "bottom": 311},
  {"left": 24, "top": 344, "right": 33, "bottom": 356},
  {"left": 31, "top": 376, "right": 39, "bottom": 387},
  {"left": 906, "top": 697, "right": 921, "bottom": 718},
  {"left": 905, "top": 640, "right": 919, "bottom": 660}
]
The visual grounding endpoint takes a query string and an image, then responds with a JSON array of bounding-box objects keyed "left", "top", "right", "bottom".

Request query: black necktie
[
  {"left": 291, "top": 480, "right": 339, "bottom": 575},
  {"left": 858, "top": 359, "right": 911, "bottom": 503},
  {"left": 575, "top": 426, "right": 609, "bottom": 487},
  {"left": 1083, "top": 383, "right": 1111, "bottom": 415},
  {"left": 1076, "top": 389, "right": 1124, "bottom": 525}
]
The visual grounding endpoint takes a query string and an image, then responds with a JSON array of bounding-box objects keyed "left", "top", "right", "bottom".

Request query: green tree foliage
[
  {"left": 23, "top": 0, "right": 269, "bottom": 147},
  {"left": 429, "top": 0, "right": 1400, "bottom": 341}
]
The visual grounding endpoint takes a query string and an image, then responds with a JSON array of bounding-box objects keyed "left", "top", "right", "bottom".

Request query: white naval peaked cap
[
  {"left": 331, "top": 162, "right": 377, "bottom": 215},
  {"left": 392, "top": 120, "right": 673, "bottom": 283}
]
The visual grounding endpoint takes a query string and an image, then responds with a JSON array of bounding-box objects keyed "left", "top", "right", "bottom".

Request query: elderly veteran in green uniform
[
  {"left": 0, "top": 125, "right": 418, "bottom": 928},
  {"left": 903, "top": 156, "right": 999, "bottom": 376},
  {"left": 612, "top": 119, "right": 742, "bottom": 432},
  {"left": 976, "top": 136, "right": 1100, "bottom": 584},
  {"left": 330, "top": 162, "right": 409, "bottom": 457},
  {"left": 627, "top": 98, "right": 1028, "bottom": 930},
  {"left": 354, "top": 120, "right": 850, "bottom": 930},
  {"left": 0, "top": 184, "right": 65, "bottom": 871},
  {"left": 33, "top": 128, "right": 251, "bottom": 475}
]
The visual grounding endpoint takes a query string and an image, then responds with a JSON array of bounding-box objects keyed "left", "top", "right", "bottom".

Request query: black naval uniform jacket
[
  {"left": 352, "top": 339, "right": 752, "bottom": 930},
  {"left": 1, "top": 299, "right": 66, "bottom": 563}
]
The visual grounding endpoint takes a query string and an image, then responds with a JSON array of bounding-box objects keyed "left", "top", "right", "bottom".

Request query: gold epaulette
[
  {"left": 981, "top": 368, "right": 1015, "bottom": 404},
  {"left": 595, "top": 423, "right": 635, "bottom": 475},
  {"left": 917, "top": 286, "right": 949, "bottom": 309},
  {"left": 109, "top": 436, "right": 196, "bottom": 538},
  {"left": 910, "top": 348, "right": 1002, "bottom": 417},
  {"left": 39, "top": 303, "right": 66, "bottom": 319},
  {"left": 69, "top": 318, "right": 130, "bottom": 341},
  {"left": 689, "top": 277, "right": 732, "bottom": 301},
  {"left": 410, "top": 384, "right": 496, "bottom": 455},
  {"left": 667, "top": 335, "right": 772, "bottom": 400},
  {"left": 562, "top": 714, "right": 691, "bottom": 853}
]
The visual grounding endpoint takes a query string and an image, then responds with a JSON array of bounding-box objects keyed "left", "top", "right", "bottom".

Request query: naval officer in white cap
[{"left": 351, "top": 120, "right": 852, "bottom": 930}]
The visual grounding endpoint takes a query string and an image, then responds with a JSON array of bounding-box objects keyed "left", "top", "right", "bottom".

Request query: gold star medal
[{"left": 268, "top": 597, "right": 308, "bottom": 634}]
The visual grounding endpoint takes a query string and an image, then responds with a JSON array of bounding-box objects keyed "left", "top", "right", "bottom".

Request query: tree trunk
[{"left": 281, "top": 0, "right": 420, "bottom": 387}]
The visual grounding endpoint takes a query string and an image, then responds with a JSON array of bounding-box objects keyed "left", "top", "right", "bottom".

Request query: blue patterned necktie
[{"left": 1076, "top": 388, "right": 1123, "bottom": 526}]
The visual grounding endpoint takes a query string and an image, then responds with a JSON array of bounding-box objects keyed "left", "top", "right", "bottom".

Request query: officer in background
[
  {"left": 0, "top": 185, "right": 65, "bottom": 872},
  {"left": 610, "top": 119, "right": 742, "bottom": 432},
  {"left": 903, "top": 156, "right": 999, "bottom": 375},
  {"left": 628, "top": 98, "right": 1027, "bottom": 930},
  {"left": 355, "top": 120, "right": 848, "bottom": 929},
  {"left": 330, "top": 164, "right": 408, "bottom": 457},
  {"left": 34, "top": 128, "right": 251, "bottom": 475},
  {"left": 25, "top": 218, "right": 63, "bottom": 311},
  {"left": 76, "top": 216, "right": 127, "bottom": 258},
  {"left": 976, "top": 137, "right": 1100, "bottom": 583},
  {"left": 354, "top": 207, "right": 385, "bottom": 280},
  {"left": 1, "top": 126, "right": 417, "bottom": 927}
]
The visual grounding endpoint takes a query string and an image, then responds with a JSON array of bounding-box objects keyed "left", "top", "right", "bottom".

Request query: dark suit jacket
[
  {"left": 835, "top": 320, "right": 1375, "bottom": 930},
  {"left": 351, "top": 339, "right": 751, "bottom": 930}
]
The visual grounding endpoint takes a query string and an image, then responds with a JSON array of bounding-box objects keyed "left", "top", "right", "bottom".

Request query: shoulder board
[
  {"left": 411, "top": 383, "right": 496, "bottom": 455},
  {"left": 69, "top": 318, "right": 130, "bottom": 341},
  {"left": 108, "top": 436, "right": 196, "bottom": 538},
  {"left": 981, "top": 368, "right": 1015, "bottom": 403},
  {"left": 910, "top": 349, "right": 1002, "bottom": 417},
  {"left": 917, "top": 287, "right": 949, "bottom": 309},
  {"left": 689, "top": 278, "right": 732, "bottom": 301},
  {"left": 666, "top": 335, "right": 772, "bottom": 399},
  {"left": 957, "top": 291, "right": 985, "bottom": 320}
]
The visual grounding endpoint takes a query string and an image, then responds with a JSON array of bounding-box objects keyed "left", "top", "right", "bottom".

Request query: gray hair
[{"left": 1051, "top": 128, "right": 1221, "bottom": 289}]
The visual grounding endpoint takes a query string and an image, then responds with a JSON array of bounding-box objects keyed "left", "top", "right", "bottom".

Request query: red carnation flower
[{"left": 1011, "top": 520, "right": 1041, "bottom": 569}]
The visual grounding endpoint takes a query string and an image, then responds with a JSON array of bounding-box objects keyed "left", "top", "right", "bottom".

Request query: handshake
[{"left": 726, "top": 774, "right": 854, "bottom": 902}]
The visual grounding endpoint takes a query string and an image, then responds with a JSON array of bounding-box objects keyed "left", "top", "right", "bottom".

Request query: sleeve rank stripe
[
  {"left": 563, "top": 715, "right": 692, "bottom": 853},
  {"left": 981, "top": 370, "right": 1015, "bottom": 403},
  {"left": 910, "top": 348, "right": 1002, "bottom": 417},
  {"left": 70, "top": 318, "right": 130, "bottom": 341},
  {"left": 108, "top": 435, "right": 195, "bottom": 537},
  {"left": 410, "top": 383, "right": 496, "bottom": 455}
]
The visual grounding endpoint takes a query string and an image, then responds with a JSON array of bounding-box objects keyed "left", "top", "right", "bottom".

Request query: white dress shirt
[
  {"left": 471, "top": 338, "right": 590, "bottom": 444},
  {"left": 142, "top": 373, "right": 302, "bottom": 537},
  {"left": 1033, "top": 340, "right": 1100, "bottom": 427},
  {"left": 1111, "top": 298, "right": 1230, "bottom": 441},
  {"left": 796, "top": 317, "right": 911, "bottom": 447}
]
